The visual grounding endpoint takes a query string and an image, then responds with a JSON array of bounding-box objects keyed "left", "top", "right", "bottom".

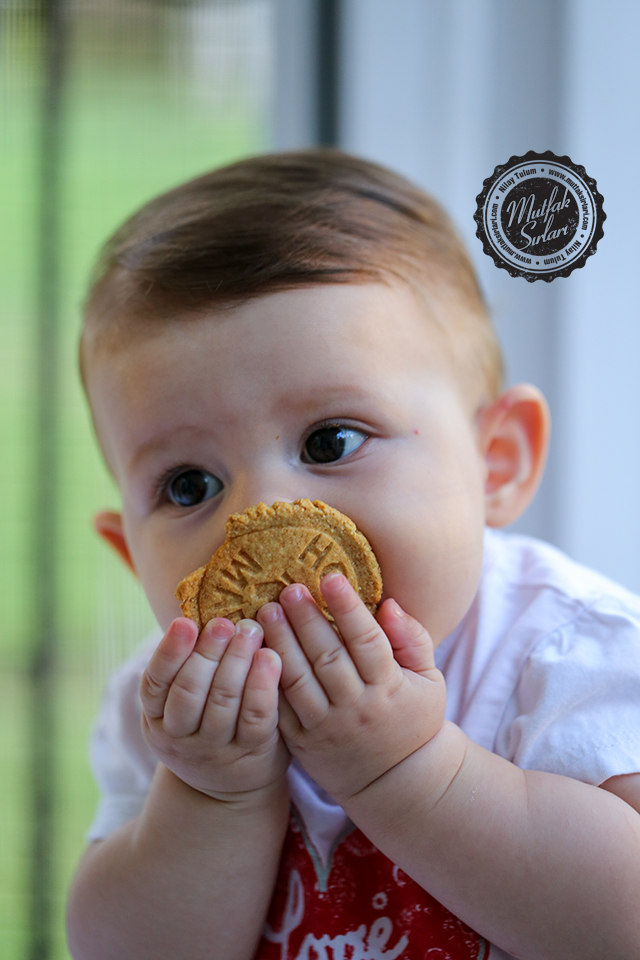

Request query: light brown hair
[{"left": 81, "top": 148, "right": 503, "bottom": 400}]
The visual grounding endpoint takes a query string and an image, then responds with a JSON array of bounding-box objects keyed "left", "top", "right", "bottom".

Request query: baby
[{"left": 67, "top": 150, "right": 640, "bottom": 960}]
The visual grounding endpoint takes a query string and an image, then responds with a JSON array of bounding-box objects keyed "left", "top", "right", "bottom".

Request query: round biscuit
[{"left": 175, "top": 499, "right": 382, "bottom": 631}]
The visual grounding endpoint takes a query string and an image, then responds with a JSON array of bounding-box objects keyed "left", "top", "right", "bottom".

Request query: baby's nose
[
  {"left": 227, "top": 483, "right": 297, "bottom": 517},
  {"left": 228, "top": 466, "right": 315, "bottom": 516}
]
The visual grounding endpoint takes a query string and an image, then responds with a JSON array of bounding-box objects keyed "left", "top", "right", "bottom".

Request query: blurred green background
[{"left": 0, "top": 2, "right": 273, "bottom": 955}]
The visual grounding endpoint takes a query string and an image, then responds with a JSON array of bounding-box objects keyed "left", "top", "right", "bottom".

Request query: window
[{"left": 0, "top": 2, "right": 275, "bottom": 954}]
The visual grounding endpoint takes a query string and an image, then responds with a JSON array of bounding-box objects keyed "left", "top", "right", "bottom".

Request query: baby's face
[{"left": 88, "top": 283, "right": 490, "bottom": 642}]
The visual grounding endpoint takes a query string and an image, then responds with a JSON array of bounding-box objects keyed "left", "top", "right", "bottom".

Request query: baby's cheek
[
  {"left": 382, "top": 529, "right": 482, "bottom": 645},
  {"left": 429, "top": 544, "right": 484, "bottom": 643},
  {"left": 140, "top": 573, "right": 184, "bottom": 633}
]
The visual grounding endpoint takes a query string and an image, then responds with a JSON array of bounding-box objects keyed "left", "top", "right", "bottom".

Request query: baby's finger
[
  {"left": 275, "top": 687, "right": 302, "bottom": 743},
  {"left": 320, "top": 573, "right": 398, "bottom": 686},
  {"left": 257, "top": 599, "right": 332, "bottom": 725},
  {"left": 236, "top": 647, "right": 282, "bottom": 748},
  {"left": 140, "top": 618, "right": 198, "bottom": 720},
  {"left": 276, "top": 584, "right": 364, "bottom": 704},
  {"left": 162, "top": 618, "right": 236, "bottom": 738},
  {"left": 200, "top": 620, "right": 264, "bottom": 741},
  {"left": 376, "top": 599, "right": 439, "bottom": 678}
]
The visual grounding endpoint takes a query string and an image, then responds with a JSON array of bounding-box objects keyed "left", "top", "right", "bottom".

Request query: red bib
[{"left": 255, "top": 807, "right": 490, "bottom": 959}]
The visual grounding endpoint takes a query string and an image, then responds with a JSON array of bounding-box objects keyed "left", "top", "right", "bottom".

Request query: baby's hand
[
  {"left": 257, "top": 573, "right": 446, "bottom": 803},
  {"left": 140, "top": 617, "right": 290, "bottom": 801}
]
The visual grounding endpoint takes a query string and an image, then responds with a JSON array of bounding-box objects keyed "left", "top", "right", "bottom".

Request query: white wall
[
  {"left": 556, "top": 0, "right": 640, "bottom": 589},
  {"left": 273, "top": 0, "right": 640, "bottom": 591}
]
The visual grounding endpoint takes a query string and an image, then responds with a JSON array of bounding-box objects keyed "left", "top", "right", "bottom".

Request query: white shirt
[
  {"left": 438, "top": 529, "right": 640, "bottom": 784},
  {"left": 86, "top": 529, "right": 640, "bottom": 959}
]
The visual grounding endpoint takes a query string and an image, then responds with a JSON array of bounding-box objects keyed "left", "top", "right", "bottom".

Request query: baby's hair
[{"left": 81, "top": 148, "right": 503, "bottom": 402}]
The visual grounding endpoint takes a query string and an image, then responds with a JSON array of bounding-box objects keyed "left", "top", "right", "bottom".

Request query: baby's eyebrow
[
  {"left": 275, "top": 382, "right": 386, "bottom": 414},
  {"left": 126, "top": 426, "right": 212, "bottom": 474},
  {"left": 258, "top": 380, "right": 406, "bottom": 437}
]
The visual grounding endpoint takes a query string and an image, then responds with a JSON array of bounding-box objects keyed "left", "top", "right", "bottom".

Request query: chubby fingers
[
  {"left": 257, "top": 597, "right": 332, "bottom": 728},
  {"left": 234, "top": 646, "right": 283, "bottom": 748},
  {"left": 191, "top": 619, "right": 263, "bottom": 739},
  {"left": 375, "top": 598, "right": 439, "bottom": 678},
  {"left": 141, "top": 617, "right": 238, "bottom": 738},
  {"left": 140, "top": 618, "right": 201, "bottom": 722},
  {"left": 257, "top": 575, "right": 400, "bottom": 719},
  {"left": 318, "top": 573, "right": 400, "bottom": 685},
  {"left": 164, "top": 617, "right": 244, "bottom": 737},
  {"left": 140, "top": 613, "right": 285, "bottom": 756}
]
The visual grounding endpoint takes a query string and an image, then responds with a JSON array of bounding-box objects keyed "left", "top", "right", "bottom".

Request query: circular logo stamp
[{"left": 474, "top": 151, "right": 605, "bottom": 281}]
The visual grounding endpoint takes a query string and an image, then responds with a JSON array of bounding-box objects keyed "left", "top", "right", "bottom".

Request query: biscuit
[{"left": 175, "top": 499, "right": 383, "bottom": 632}]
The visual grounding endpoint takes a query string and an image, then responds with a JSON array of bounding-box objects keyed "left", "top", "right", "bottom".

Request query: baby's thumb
[{"left": 376, "top": 599, "right": 437, "bottom": 677}]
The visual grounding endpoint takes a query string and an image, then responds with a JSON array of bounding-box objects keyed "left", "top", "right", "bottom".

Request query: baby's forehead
[
  {"left": 95, "top": 281, "right": 433, "bottom": 349},
  {"left": 84, "top": 280, "right": 481, "bottom": 423}
]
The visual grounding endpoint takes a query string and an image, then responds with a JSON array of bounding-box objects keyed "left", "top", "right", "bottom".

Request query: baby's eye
[
  {"left": 166, "top": 469, "right": 222, "bottom": 507},
  {"left": 303, "top": 424, "right": 368, "bottom": 464}
]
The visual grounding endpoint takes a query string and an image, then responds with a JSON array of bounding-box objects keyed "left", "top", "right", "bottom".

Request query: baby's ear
[
  {"left": 476, "top": 384, "right": 550, "bottom": 528},
  {"left": 94, "top": 510, "right": 137, "bottom": 575}
]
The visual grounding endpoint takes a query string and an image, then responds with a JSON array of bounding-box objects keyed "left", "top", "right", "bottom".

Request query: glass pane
[{"left": 0, "top": 2, "right": 274, "bottom": 955}]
